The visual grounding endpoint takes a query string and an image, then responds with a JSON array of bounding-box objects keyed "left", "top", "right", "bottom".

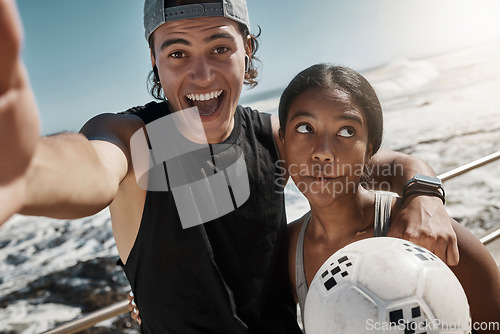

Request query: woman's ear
[
  {"left": 365, "top": 143, "right": 373, "bottom": 163},
  {"left": 279, "top": 128, "right": 285, "bottom": 141}
]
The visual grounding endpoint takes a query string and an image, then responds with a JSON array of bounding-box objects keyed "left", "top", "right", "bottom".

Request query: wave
[{"left": 364, "top": 59, "right": 440, "bottom": 101}]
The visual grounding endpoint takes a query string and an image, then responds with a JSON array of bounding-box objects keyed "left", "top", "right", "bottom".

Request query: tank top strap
[
  {"left": 295, "top": 211, "right": 312, "bottom": 327},
  {"left": 374, "top": 192, "right": 394, "bottom": 237},
  {"left": 296, "top": 192, "right": 393, "bottom": 330}
]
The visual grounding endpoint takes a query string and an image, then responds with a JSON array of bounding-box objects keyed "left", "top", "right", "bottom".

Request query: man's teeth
[{"left": 186, "top": 90, "right": 223, "bottom": 101}]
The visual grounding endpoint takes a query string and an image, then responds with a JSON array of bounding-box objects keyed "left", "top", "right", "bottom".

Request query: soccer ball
[{"left": 304, "top": 237, "right": 470, "bottom": 334}]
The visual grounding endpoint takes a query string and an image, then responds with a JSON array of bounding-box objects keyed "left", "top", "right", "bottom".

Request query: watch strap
[{"left": 402, "top": 174, "right": 445, "bottom": 204}]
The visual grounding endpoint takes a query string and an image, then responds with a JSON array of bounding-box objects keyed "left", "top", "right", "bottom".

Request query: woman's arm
[{"left": 451, "top": 220, "right": 500, "bottom": 333}]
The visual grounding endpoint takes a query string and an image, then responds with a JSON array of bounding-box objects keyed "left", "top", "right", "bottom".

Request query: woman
[{"left": 281, "top": 64, "right": 500, "bottom": 333}]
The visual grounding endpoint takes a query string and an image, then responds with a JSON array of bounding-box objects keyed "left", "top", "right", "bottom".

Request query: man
[{"left": 0, "top": 0, "right": 458, "bottom": 332}]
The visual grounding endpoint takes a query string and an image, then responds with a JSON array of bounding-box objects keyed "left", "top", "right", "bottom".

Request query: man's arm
[
  {"left": 369, "top": 149, "right": 459, "bottom": 266},
  {"left": 368, "top": 148, "right": 434, "bottom": 194},
  {"left": 19, "top": 130, "right": 129, "bottom": 219},
  {"left": 450, "top": 219, "right": 500, "bottom": 330},
  {"left": 0, "top": 0, "right": 132, "bottom": 224},
  {"left": 0, "top": 0, "right": 40, "bottom": 224},
  {"left": 2, "top": 113, "right": 136, "bottom": 223}
]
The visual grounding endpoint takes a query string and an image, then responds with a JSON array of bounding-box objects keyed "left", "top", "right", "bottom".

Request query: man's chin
[{"left": 203, "top": 114, "right": 235, "bottom": 143}]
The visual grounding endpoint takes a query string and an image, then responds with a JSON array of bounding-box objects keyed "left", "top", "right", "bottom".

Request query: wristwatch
[{"left": 402, "top": 174, "right": 445, "bottom": 204}]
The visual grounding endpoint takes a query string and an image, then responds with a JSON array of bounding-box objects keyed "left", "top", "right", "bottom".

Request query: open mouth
[{"left": 186, "top": 90, "right": 224, "bottom": 117}]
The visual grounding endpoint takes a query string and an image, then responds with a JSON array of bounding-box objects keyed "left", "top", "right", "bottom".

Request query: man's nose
[{"left": 189, "top": 56, "right": 214, "bottom": 86}]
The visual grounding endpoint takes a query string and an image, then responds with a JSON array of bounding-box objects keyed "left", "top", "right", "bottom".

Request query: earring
[{"left": 245, "top": 55, "right": 250, "bottom": 73}]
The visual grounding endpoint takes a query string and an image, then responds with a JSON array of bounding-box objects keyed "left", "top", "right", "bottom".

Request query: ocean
[{"left": 1, "top": 40, "right": 500, "bottom": 333}]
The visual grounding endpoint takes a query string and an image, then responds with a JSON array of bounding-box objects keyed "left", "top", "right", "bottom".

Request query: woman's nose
[{"left": 312, "top": 136, "right": 334, "bottom": 162}]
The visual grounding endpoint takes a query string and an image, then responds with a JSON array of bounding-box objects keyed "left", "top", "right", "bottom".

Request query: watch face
[{"left": 414, "top": 174, "right": 442, "bottom": 188}]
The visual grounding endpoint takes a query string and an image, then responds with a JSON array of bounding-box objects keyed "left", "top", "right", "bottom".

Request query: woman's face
[{"left": 283, "top": 87, "right": 372, "bottom": 208}]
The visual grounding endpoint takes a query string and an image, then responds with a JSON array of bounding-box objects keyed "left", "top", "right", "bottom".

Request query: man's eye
[
  {"left": 338, "top": 127, "right": 355, "bottom": 137},
  {"left": 169, "top": 51, "right": 185, "bottom": 59},
  {"left": 297, "top": 124, "right": 313, "bottom": 133},
  {"left": 213, "top": 46, "right": 229, "bottom": 54}
]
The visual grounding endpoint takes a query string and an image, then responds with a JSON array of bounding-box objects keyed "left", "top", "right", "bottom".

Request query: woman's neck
[{"left": 307, "top": 186, "right": 375, "bottom": 248}]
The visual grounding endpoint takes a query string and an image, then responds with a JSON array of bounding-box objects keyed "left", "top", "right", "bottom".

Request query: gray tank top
[{"left": 295, "top": 192, "right": 394, "bottom": 325}]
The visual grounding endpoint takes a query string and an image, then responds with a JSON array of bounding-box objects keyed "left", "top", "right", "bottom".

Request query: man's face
[{"left": 151, "top": 17, "right": 249, "bottom": 144}]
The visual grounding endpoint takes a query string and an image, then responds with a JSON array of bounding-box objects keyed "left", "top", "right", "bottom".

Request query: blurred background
[
  {"left": 1, "top": 1, "right": 499, "bottom": 332},
  {"left": 15, "top": 0, "right": 500, "bottom": 134}
]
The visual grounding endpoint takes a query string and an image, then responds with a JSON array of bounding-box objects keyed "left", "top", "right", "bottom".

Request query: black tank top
[{"left": 118, "top": 101, "right": 300, "bottom": 333}]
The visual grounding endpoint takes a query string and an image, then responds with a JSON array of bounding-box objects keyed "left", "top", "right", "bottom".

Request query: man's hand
[
  {"left": 0, "top": 0, "right": 26, "bottom": 93},
  {"left": 0, "top": 0, "right": 40, "bottom": 225},
  {"left": 388, "top": 195, "right": 459, "bottom": 266},
  {"left": 127, "top": 291, "right": 142, "bottom": 325}
]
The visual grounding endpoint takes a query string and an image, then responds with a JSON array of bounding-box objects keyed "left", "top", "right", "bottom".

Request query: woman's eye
[
  {"left": 169, "top": 51, "right": 185, "bottom": 59},
  {"left": 338, "top": 127, "right": 355, "bottom": 137},
  {"left": 213, "top": 46, "right": 229, "bottom": 54},
  {"left": 297, "top": 124, "right": 313, "bottom": 133}
]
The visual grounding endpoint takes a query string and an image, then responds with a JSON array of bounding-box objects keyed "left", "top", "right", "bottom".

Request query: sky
[{"left": 15, "top": 0, "right": 500, "bottom": 135}]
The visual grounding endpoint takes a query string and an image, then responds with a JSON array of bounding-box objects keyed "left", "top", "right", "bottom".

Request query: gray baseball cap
[{"left": 144, "top": 0, "right": 250, "bottom": 42}]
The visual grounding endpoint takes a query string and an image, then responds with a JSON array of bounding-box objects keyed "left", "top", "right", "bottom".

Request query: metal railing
[
  {"left": 41, "top": 300, "right": 130, "bottom": 334},
  {"left": 41, "top": 150, "right": 500, "bottom": 334},
  {"left": 438, "top": 151, "right": 500, "bottom": 182}
]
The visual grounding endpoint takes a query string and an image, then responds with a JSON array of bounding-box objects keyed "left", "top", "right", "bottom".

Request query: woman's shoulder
[{"left": 287, "top": 211, "right": 312, "bottom": 264}]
